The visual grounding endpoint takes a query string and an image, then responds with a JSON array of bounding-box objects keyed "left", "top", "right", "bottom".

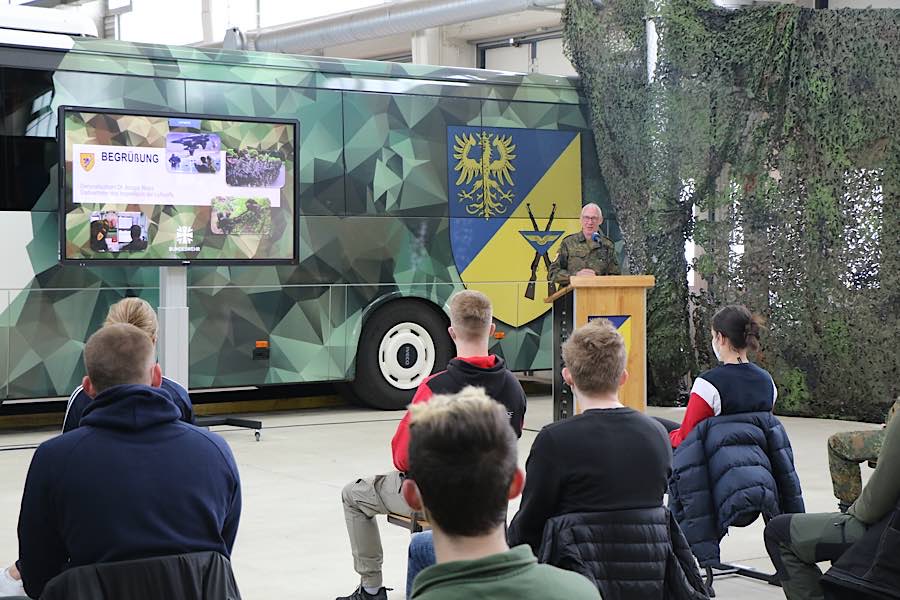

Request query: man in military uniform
[
  {"left": 548, "top": 203, "right": 620, "bottom": 286},
  {"left": 829, "top": 398, "right": 899, "bottom": 512}
]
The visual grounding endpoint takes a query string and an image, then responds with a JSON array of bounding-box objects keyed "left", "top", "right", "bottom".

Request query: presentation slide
[{"left": 60, "top": 109, "right": 298, "bottom": 264}]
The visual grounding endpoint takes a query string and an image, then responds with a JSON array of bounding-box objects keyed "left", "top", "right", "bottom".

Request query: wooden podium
[{"left": 545, "top": 275, "right": 655, "bottom": 420}]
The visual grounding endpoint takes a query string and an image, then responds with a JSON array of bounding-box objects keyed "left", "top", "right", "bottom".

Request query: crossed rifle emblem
[{"left": 520, "top": 203, "right": 563, "bottom": 300}]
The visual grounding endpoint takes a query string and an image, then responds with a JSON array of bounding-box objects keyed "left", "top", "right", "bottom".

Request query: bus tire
[{"left": 349, "top": 300, "right": 454, "bottom": 410}]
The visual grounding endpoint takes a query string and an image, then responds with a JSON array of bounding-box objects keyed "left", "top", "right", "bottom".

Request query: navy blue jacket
[
  {"left": 18, "top": 384, "right": 241, "bottom": 599},
  {"left": 63, "top": 376, "right": 194, "bottom": 432},
  {"left": 668, "top": 412, "right": 804, "bottom": 566}
]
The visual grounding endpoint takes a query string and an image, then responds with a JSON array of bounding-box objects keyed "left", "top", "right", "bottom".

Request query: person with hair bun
[
  {"left": 62, "top": 297, "right": 194, "bottom": 432},
  {"left": 659, "top": 304, "right": 775, "bottom": 448}
]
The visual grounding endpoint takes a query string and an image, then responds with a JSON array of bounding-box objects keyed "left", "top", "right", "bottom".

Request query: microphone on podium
[{"left": 592, "top": 231, "right": 601, "bottom": 243}]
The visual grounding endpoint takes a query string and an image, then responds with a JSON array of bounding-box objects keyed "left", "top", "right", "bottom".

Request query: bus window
[{"left": 0, "top": 67, "right": 57, "bottom": 211}]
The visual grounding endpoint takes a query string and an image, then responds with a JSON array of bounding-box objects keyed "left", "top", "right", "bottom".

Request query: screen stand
[
  {"left": 158, "top": 266, "right": 263, "bottom": 440},
  {"left": 158, "top": 266, "right": 189, "bottom": 387}
]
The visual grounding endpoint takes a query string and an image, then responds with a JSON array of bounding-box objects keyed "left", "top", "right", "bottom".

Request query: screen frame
[{"left": 58, "top": 105, "right": 301, "bottom": 267}]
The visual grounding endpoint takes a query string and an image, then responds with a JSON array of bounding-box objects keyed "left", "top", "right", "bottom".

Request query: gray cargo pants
[
  {"left": 342, "top": 470, "right": 412, "bottom": 589},
  {"left": 764, "top": 511, "right": 866, "bottom": 600}
]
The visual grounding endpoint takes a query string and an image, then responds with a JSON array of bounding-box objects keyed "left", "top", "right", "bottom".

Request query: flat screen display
[{"left": 59, "top": 107, "right": 299, "bottom": 265}]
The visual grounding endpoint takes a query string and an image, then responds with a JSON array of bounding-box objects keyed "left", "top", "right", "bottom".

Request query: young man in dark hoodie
[
  {"left": 338, "top": 290, "right": 527, "bottom": 600},
  {"left": 14, "top": 323, "right": 241, "bottom": 599}
]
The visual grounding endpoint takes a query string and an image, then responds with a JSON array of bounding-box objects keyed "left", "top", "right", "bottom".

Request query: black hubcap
[{"left": 397, "top": 343, "right": 418, "bottom": 369}]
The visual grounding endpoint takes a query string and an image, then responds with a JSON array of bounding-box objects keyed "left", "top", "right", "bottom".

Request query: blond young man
[
  {"left": 508, "top": 319, "right": 672, "bottom": 554},
  {"left": 402, "top": 388, "right": 599, "bottom": 600},
  {"left": 338, "top": 291, "right": 526, "bottom": 600}
]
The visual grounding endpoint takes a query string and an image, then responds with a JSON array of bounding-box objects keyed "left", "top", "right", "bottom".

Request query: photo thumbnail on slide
[
  {"left": 88, "top": 211, "right": 149, "bottom": 253},
  {"left": 166, "top": 132, "right": 222, "bottom": 174},
  {"left": 211, "top": 197, "right": 272, "bottom": 235},
  {"left": 225, "top": 147, "right": 286, "bottom": 188}
]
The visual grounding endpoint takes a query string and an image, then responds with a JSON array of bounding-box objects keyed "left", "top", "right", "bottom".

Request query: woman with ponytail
[{"left": 659, "top": 304, "right": 775, "bottom": 448}]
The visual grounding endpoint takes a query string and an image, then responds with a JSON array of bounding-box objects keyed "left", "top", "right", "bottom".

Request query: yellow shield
[
  {"left": 79, "top": 153, "right": 95, "bottom": 172},
  {"left": 448, "top": 126, "right": 583, "bottom": 327}
]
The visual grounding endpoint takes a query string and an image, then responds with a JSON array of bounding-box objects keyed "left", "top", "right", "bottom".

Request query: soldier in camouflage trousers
[
  {"left": 828, "top": 399, "right": 899, "bottom": 511},
  {"left": 548, "top": 203, "right": 620, "bottom": 286}
]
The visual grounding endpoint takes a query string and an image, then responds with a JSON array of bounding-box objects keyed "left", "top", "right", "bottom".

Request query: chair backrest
[
  {"left": 40, "top": 551, "right": 241, "bottom": 600},
  {"left": 538, "top": 507, "right": 708, "bottom": 600}
]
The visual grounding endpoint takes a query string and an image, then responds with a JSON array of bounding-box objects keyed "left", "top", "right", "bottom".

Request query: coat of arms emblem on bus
[
  {"left": 447, "top": 125, "right": 583, "bottom": 327},
  {"left": 453, "top": 131, "right": 517, "bottom": 218},
  {"left": 79, "top": 153, "right": 95, "bottom": 172}
]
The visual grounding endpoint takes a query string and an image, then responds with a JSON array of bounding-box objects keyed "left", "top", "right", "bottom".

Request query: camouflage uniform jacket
[{"left": 548, "top": 232, "right": 620, "bottom": 286}]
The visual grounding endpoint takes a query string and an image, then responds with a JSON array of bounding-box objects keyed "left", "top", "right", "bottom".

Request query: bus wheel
[{"left": 350, "top": 301, "right": 453, "bottom": 410}]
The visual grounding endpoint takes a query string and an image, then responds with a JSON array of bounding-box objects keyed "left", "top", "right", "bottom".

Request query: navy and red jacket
[
  {"left": 669, "top": 362, "right": 777, "bottom": 448},
  {"left": 391, "top": 355, "right": 527, "bottom": 472}
]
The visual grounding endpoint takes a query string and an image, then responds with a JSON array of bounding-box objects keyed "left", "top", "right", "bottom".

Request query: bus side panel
[
  {"left": 342, "top": 91, "right": 480, "bottom": 217},
  {"left": 335, "top": 91, "right": 477, "bottom": 373},
  {"left": 336, "top": 209, "right": 464, "bottom": 380},
  {"left": 188, "top": 284, "right": 335, "bottom": 388},
  {"left": 185, "top": 82, "right": 350, "bottom": 387},
  {"left": 6, "top": 287, "right": 160, "bottom": 399}
]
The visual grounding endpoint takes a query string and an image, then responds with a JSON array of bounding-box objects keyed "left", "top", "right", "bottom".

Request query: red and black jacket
[{"left": 391, "top": 355, "right": 527, "bottom": 472}]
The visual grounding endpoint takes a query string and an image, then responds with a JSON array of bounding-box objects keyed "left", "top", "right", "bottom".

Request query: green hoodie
[{"left": 410, "top": 545, "right": 601, "bottom": 600}]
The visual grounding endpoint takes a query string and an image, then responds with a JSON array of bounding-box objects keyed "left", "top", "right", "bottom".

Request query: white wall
[
  {"left": 535, "top": 37, "right": 577, "bottom": 76},
  {"left": 483, "top": 44, "right": 531, "bottom": 72},
  {"left": 483, "top": 37, "right": 577, "bottom": 76}
]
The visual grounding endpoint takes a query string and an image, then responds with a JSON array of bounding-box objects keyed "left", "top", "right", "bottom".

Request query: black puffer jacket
[
  {"left": 822, "top": 498, "right": 900, "bottom": 599},
  {"left": 40, "top": 551, "right": 241, "bottom": 600},
  {"left": 668, "top": 412, "right": 805, "bottom": 566},
  {"left": 537, "top": 507, "right": 709, "bottom": 600}
]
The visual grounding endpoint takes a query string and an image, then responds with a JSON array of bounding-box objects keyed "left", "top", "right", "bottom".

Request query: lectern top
[
  {"left": 544, "top": 275, "right": 655, "bottom": 303},
  {"left": 569, "top": 275, "right": 655, "bottom": 288}
]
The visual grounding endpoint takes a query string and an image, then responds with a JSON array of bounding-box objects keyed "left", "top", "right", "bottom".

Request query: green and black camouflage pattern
[
  {"left": 827, "top": 399, "right": 900, "bottom": 504},
  {"left": 0, "top": 37, "right": 617, "bottom": 399},
  {"left": 548, "top": 232, "right": 621, "bottom": 286}
]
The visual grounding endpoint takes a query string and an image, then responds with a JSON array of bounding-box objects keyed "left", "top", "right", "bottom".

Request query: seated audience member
[
  {"left": 15, "top": 323, "right": 241, "bottom": 599},
  {"left": 508, "top": 318, "right": 672, "bottom": 555},
  {"left": 663, "top": 305, "right": 802, "bottom": 568},
  {"left": 63, "top": 297, "right": 194, "bottom": 432},
  {"left": 828, "top": 398, "right": 898, "bottom": 512},
  {"left": 338, "top": 290, "right": 527, "bottom": 600},
  {"left": 657, "top": 304, "right": 775, "bottom": 448},
  {"left": 765, "top": 408, "right": 900, "bottom": 600},
  {"left": 402, "top": 388, "right": 600, "bottom": 600},
  {"left": 0, "top": 299, "right": 197, "bottom": 597}
]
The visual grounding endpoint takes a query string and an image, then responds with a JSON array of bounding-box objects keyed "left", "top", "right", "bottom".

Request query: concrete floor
[{"left": 0, "top": 395, "right": 881, "bottom": 600}]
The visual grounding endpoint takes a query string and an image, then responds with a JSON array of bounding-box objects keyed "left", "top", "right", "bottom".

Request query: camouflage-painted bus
[{"left": 0, "top": 29, "right": 618, "bottom": 409}]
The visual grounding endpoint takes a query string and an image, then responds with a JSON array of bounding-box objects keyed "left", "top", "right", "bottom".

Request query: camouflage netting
[{"left": 564, "top": 0, "right": 899, "bottom": 421}]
